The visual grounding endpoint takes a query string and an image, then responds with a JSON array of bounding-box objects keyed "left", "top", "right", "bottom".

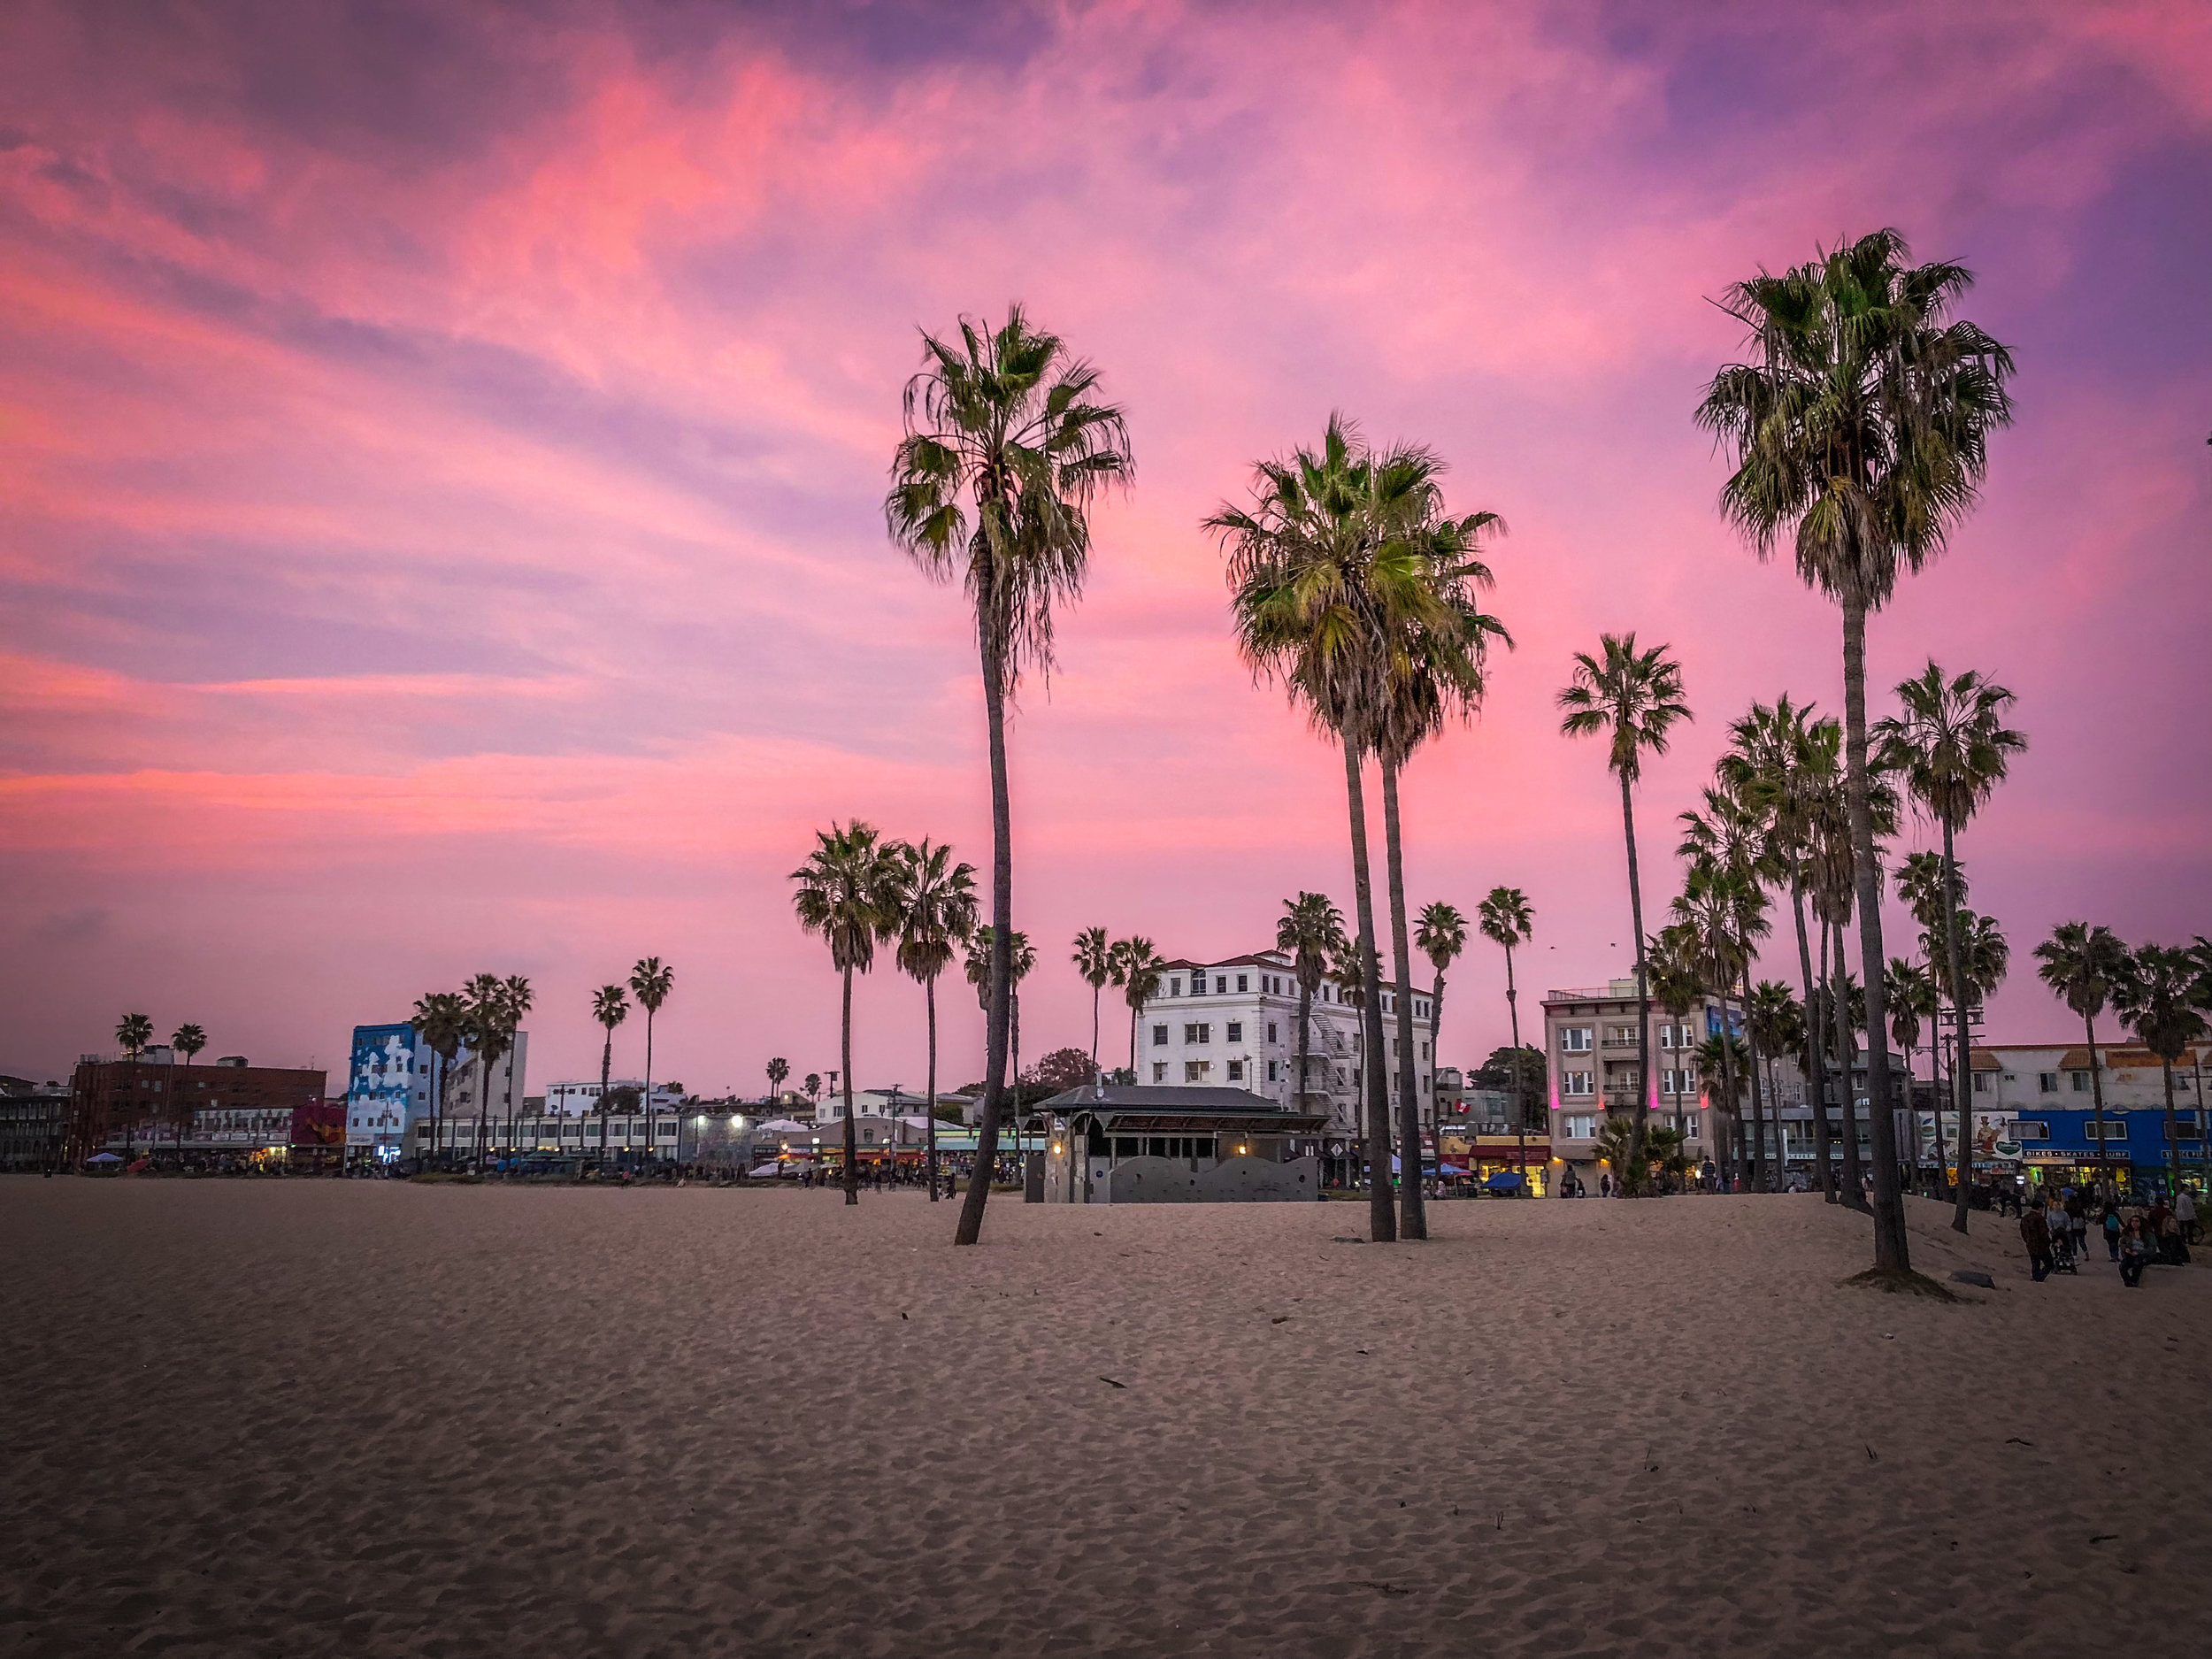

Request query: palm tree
[
  {"left": 1875, "top": 662, "right": 2025, "bottom": 1233},
  {"left": 1886, "top": 957, "right": 1939, "bottom": 1191},
  {"left": 116, "top": 1012, "right": 152, "bottom": 1062},
  {"left": 1678, "top": 780, "right": 1782, "bottom": 1188},
  {"left": 1414, "top": 902, "right": 1469, "bottom": 1153},
  {"left": 1559, "top": 634, "right": 1690, "bottom": 1177},
  {"left": 495, "top": 975, "right": 533, "bottom": 1164},
  {"left": 1112, "top": 937, "right": 1165, "bottom": 1076},
  {"left": 2032, "top": 924, "right": 2127, "bottom": 1194},
  {"left": 1072, "top": 926, "right": 1114, "bottom": 1082},
  {"left": 1671, "top": 866, "right": 1752, "bottom": 1186},
  {"left": 1746, "top": 980, "right": 1801, "bottom": 1182},
  {"left": 588, "top": 986, "right": 628, "bottom": 1163},
  {"left": 167, "top": 1024, "right": 206, "bottom": 1155},
  {"left": 765, "top": 1056, "right": 789, "bottom": 1103},
  {"left": 2112, "top": 945, "right": 2208, "bottom": 1197},
  {"left": 792, "top": 821, "right": 898, "bottom": 1206},
  {"left": 410, "top": 993, "right": 465, "bottom": 1170},
  {"left": 457, "top": 973, "right": 515, "bottom": 1174},
  {"left": 1006, "top": 930, "right": 1038, "bottom": 1141},
  {"left": 891, "top": 838, "right": 978, "bottom": 1202},
  {"left": 1214, "top": 417, "right": 1442, "bottom": 1243},
  {"left": 1694, "top": 1029, "right": 1750, "bottom": 1179},
  {"left": 1277, "top": 895, "right": 1346, "bottom": 1118},
  {"left": 623, "top": 957, "right": 673, "bottom": 1169},
  {"left": 1476, "top": 887, "right": 1535, "bottom": 1179},
  {"left": 1929, "top": 909, "right": 2009, "bottom": 1183},
  {"left": 1699, "top": 228, "right": 2016, "bottom": 1278},
  {"left": 1894, "top": 851, "right": 1962, "bottom": 1194},
  {"left": 888, "top": 306, "right": 1131, "bottom": 1246},
  {"left": 1647, "top": 925, "right": 1708, "bottom": 1173},
  {"left": 803, "top": 1073, "right": 821, "bottom": 1108}
]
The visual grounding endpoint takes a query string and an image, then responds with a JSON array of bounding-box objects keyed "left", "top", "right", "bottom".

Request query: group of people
[{"left": 2019, "top": 1185, "right": 2198, "bottom": 1286}]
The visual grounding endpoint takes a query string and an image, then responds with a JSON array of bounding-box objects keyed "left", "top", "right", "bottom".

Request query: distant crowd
[{"left": 2018, "top": 1185, "right": 2196, "bottom": 1286}]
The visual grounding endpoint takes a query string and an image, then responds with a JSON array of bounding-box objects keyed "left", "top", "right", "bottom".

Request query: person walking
[
  {"left": 2101, "top": 1201, "right": 2124, "bottom": 1263},
  {"left": 2119, "top": 1217, "right": 2153, "bottom": 1287},
  {"left": 2177, "top": 1186, "right": 2200, "bottom": 1246},
  {"left": 2019, "top": 1202, "right": 2054, "bottom": 1283}
]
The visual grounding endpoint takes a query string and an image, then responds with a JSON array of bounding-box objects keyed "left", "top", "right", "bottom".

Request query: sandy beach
[{"left": 1, "top": 1182, "right": 2202, "bottom": 1657}]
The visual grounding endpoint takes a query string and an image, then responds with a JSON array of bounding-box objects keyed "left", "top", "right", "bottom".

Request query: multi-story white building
[
  {"left": 1136, "top": 950, "right": 1436, "bottom": 1143},
  {"left": 544, "top": 1079, "right": 684, "bottom": 1118}
]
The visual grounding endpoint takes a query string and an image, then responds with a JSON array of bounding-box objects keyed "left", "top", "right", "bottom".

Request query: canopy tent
[
  {"left": 746, "top": 1163, "right": 784, "bottom": 1179},
  {"left": 86, "top": 1152, "right": 123, "bottom": 1164},
  {"left": 1485, "top": 1171, "right": 1526, "bottom": 1191}
]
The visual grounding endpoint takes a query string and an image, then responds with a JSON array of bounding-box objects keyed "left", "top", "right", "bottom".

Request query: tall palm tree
[
  {"left": 111, "top": 1013, "right": 154, "bottom": 1157},
  {"left": 803, "top": 1073, "right": 821, "bottom": 1109},
  {"left": 1895, "top": 851, "right": 1963, "bottom": 1193},
  {"left": 888, "top": 306, "right": 1131, "bottom": 1246},
  {"left": 586, "top": 985, "right": 627, "bottom": 1165},
  {"left": 2032, "top": 923, "right": 2128, "bottom": 1194},
  {"left": 1214, "top": 416, "right": 1435, "bottom": 1243},
  {"left": 1699, "top": 228, "right": 2016, "bottom": 1277},
  {"left": 168, "top": 1023, "right": 206, "bottom": 1155},
  {"left": 1112, "top": 937, "right": 1165, "bottom": 1076},
  {"left": 765, "top": 1056, "right": 790, "bottom": 1103},
  {"left": 891, "top": 838, "right": 978, "bottom": 1201},
  {"left": 1414, "top": 902, "right": 1468, "bottom": 1151},
  {"left": 618, "top": 958, "right": 670, "bottom": 1166},
  {"left": 1694, "top": 1029, "right": 1750, "bottom": 1179},
  {"left": 1886, "top": 957, "right": 1939, "bottom": 1190},
  {"left": 1928, "top": 909, "right": 2009, "bottom": 1182},
  {"left": 411, "top": 992, "right": 465, "bottom": 1170},
  {"left": 1679, "top": 781, "right": 1782, "bottom": 1187},
  {"left": 1278, "top": 895, "right": 1346, "bottom": 1117},
  {"left": 1746, "top": 980, "right": 1801, "bottom": 1182},
  {"left": 1072, "top": 926, "right": 1114, "bottom": 1082},
  {"left": 2112, "top": 945, "right": 2207, "bottom": 1196},
  {"left": 1671, "top": 867, "right": 1752, "bottom": 1185},
  {"left": 1875, "top": 662, "right": 2025, "bottom": 1234},
  {"left": 1007, "top": 930, "right": 1038, "bottom": 1139},
  {"left": 495, "top": 975, "right": 533, "bottom": 1164},
  {"left": 1559, "top": 634, "right": 1691, "bottom": 1173},
  {"left": 458, "top": 974, "right": 511, "bottom": 1173},
  {"left": 1647, "top": 924, "right": 1708, "bottom": 1171},
  {"left": 793, "top": 822, "right": 898, "bottom": 1206},
  {"left": 1476, "top": 887, "right": 1535, "bottom": 1178}
]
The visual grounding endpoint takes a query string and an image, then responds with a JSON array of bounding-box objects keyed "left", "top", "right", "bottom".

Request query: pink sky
[{"left": 2, "top": 1, "right": 2207, "bottom": 1095}]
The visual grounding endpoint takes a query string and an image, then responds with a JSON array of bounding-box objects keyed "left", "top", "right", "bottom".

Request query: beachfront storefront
[
  {"left": 1442, "top": 1132, "right": 1551, "bottom": 1196},
  {"left": 1041, "top": 1084, "right": 1326, "bottom": 1204}
]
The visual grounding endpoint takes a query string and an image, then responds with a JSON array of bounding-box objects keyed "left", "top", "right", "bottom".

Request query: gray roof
[{"left": 1041, "top": 1084, "right": 1286, "bottom": 1111}]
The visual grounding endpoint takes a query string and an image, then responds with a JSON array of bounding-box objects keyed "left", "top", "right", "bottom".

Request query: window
[
  {"left": 1227, "top": 1060, "right": 1244, "bottom": 1081},
  {"left": 2070, "top": 1071, "right": 2090, "bottom": 1092},
  {"left": 1267, "top": 1060, "right": 1279, "bottom": 1082},
  {"left": 1236, "top": 974, "right": 1248, "bottom": 993},
  {"left": 1184, "top": 1061, "right": 1212, "bottom": 1083},
  {"left": 1266, "top": 1023, "right": 1278, "bottom": 1043},
  {"left": 1607, "top": 1025, "right": 1636, "bottom": 1045},
  {"left": 2165, "top": 1118, "right": 2203, "bottom": 1142},
  {"left": 1420, "top": 1041, "right": 1429, "bottom": 1062},
  {"left": 1151, "top": 1063, "right": 1167, "bottom": 1083},
  {"left": 1152, "top": 1025, "right": 1168, "bottom": 1047},
  {"left": 1562, "top": 1027, "right": 1592, "bottom": 1054},
  {"left": 1562, "top": 1071, "right": 1594, "bottom": 1096},
  {"left": 1184, "top": 1023, "right": 1211, "bottom": 1044},
  {"left": 1225, "top": 1022, "right": 1243, "bottom": 1043},
  {"left": 1564, "top": 1113, "right": 1599, "bottom": 1140},
  {"left": 1215, "top": 976, "right": 1227, "bottom": 994},
  {"left": 2010, "top": 1120, "right": 2050, "bottom": 1141},
  {"left": 1170, "top": 977, "right": 1182, "bottom": 996},
  {"left": 1972, "top": 1072, "right": 1991, "bottom": 1094},
  {"left": 2037, "top": 1072, "right": 2058, "bottom": 1094}
]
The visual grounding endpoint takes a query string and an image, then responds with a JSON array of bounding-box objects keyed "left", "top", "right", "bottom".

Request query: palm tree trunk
[
  {"left": 1711, "top": 978, "right": 1739, "bottom": 1190},
  {"left": 1296, "top": 982, "right": 1313, "bottom": 1117},
  {"left": 2163, "top": 1060, "right": 2182, "bottom": 1194},
  {"left": 1619, "top": 772, "right": 1654, "bottom": 1175},
  {"left": 1090, "top": 984, "right": 1101, "bottom": 1080},
  {"left": 1740, "top": 953, "right": 1768, "bottom": 1191},
  {"left": 1379, "top": 757, "right": 1427, "bottom": 1240},
  {"left": 1831, "top": 921, "right": 1867, "bottom": 1210},
  {"left": 1343, "top": 737, "right": 1396, "bottom": 1243},
  {"left": 474, "top": 1045, "right": 492, "bottom": 1176},
  {"left": 1841, "top": 597, "right": 1910, "bottom": 1271},
  {"left": 1939, "top": 816, "right": 1973, "bottom": 1237},
  {"left": 2085, "top": 1010, "right": 2108, "bottom": 1197},
  {"left": 1791, "top": 885, "right": 1834, "bottom": 1202},
  {"left": 956, "top": 636, "right": 1015, "bottom": 1247},
  {"left": 926, "top": 975, "right": 941, "bottom": 1202},
  {"left": 840, "top": 965, "right": 859, "bottom": 1204},
  {"left": 1505, "top": 948, "right": 1526, "bottom": 1193},
  {"left": 641, "top": 1010, "right": 655, "bottom": 1173},
  {"left": 599, "top": 1033, "right": 611, "bottom": 1164},
  {"left": 1928, "top": 1015, "right": 1949, "bottom": 1198},
  {"left": 1127, "top": 996, "right": 1139, "bottom": 1076}
]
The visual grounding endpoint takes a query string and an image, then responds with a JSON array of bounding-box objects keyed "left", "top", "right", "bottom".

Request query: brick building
[{"left": 68, "top": 1056, "right": 328, "bottom": 1164}]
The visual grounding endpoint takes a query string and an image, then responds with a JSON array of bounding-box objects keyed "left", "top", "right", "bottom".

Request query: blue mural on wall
[{"left": 348, "top": 1023, "right": 426, "bottom": 1156}]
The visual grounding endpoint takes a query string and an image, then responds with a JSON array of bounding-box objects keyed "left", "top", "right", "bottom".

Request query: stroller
[{"left": 2048, "top": 1222, "right": 2080, "bottom": 1275}]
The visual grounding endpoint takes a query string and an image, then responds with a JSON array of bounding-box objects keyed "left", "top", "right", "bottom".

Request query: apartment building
[
  {"left": 69, "top": 1055, "right": 328, "bottom": 1164},
  {"left": 1141, "top": 950, "right": 1435, "bottom": 1144},
  {"left": 1541, "top": 979, "right": 1719, "bottom": 1182}
]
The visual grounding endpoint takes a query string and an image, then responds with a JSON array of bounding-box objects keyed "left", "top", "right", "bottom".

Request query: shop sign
[
  {"left": 2023, "top": 1149, "right": 2071, "bottom": 1163},
  {"left": 1993, "top": 1141, "right": 2022, "bottom": 1160}
]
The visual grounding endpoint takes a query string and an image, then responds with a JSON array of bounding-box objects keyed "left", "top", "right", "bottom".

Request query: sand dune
[{"left": 1, "top": 1182, "right": 2200, "bottom": 1656}]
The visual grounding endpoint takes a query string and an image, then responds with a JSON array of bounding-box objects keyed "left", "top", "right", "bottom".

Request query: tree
[
  {"left": 167, "top": 1023, "right": 206, "bottom": 1155},
  {"left": 1072, "top": 926, "right": 1114, "bottom": 1081},
  {"left": 1414, "top": 901, "right": 1468, "bottom": 1156},
  {"left": 793, "top": 821, "right": 899, "bottom": 1206},
  {"left": 590, "top": 985, "right": 628, "bottom": 1165},
  {"left": 1278, "top": 894, "right": 1347, "bottom": 1117},
  {"left": 1678, "top": 780, "right": 1783, "bottom": 1187},
  {"left": 1111, "top": 937, "right": 1165, "bottom": 1075},
  {"left": 1886, "top": 957, "right": 1939, "bottom": 1190},
  {"left": 1874, "top": 661, "right": 2025, "bottom": 1233},
  {"left": 115, "top": 1013, "right": 152, "bottom": 1062},
  {"left": 1746, "top": 979, "right": 1802, "bottom": 1183},
  {"left": 1559, "top": 634, "right": 1690, "bottom": 1180},
  {"left": 2112, "top": 945, "right": 2208, "bottom": 1196},
  {"left": 1215, "top": 416, "right": 1448, "bottom": 1244},
  {"left": 410, "top": 993, "right": 465, "bottom": 1170},
  {"left": 498, "top": 975, "right": 533, "bottom": 1164},
  {"left": 1476, "top": 887, "right": 1536, "bottom": 1180},
  {"left": 2031, "top": 923, "right": 2127, "bottom": 1194},
  {"left": 1027, "top": 1048, "right": 1094, "bottom": 1094},
  {"left": 624, "top": 957, "right": 674, "bottom": 1168},
  {"left": 889, "top": 837, "right": 977, "bottom": 1202},
  {"left": 888, "top": 305, "right": 1131, "bottom": 1246},
  {"left": 1928, "top": 908, "right": 2009, "bottom": 1181},
  {"left": 1671, "top": 869, "right": 1755, "bottom": 1187},
  {"left": 1594, "top": 1113, "right": 1653, "bottom": 1196},
  {"left": 1647, "top": 926, "right": 1709, "bottom": 1173},
  {"left": 1894, "top": 850, "right": 1961, "bottom": 1192},
  {"left": 765, "top": 1056, "right": 790, "bottom": 1102},
  {"left": 803, "top": 1073, "right": 821, "bottom": 1107},
  {"left": 1699, "top": 228, "right": 2016, "bottom": 1279}
]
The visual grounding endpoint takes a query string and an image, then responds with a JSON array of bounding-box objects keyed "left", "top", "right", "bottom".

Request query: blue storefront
[{"left": 2008, "top": 1105, "right": 2207, "bottom": 1195}]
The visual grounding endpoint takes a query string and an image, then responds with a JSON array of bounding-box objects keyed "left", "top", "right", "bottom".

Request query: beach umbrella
[{"left": 87, "top": 1152, "right": 123, "bottom": 1164}]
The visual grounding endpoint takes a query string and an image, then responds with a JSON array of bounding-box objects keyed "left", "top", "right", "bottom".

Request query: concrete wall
[{"left": 1100, "top": 1155, "right": 1319, "bottom": 1204}]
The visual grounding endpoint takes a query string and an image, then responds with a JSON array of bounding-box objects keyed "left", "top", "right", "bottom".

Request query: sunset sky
[{"left": 3, "top": 2, "right": 2206, "bottom": 1097}]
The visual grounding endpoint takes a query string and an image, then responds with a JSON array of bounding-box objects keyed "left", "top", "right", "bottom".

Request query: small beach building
[{"left": 1038, "top": 1084, "right": 1326, "bottom": 1203}]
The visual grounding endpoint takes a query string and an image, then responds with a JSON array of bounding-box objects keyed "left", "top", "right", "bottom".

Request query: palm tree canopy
[
  {"left": 169, "top": 1024, "right": 207, "bottom": 1058},
  {"left": 2032, "top": 921, "right": 2131, "bottom": 1025},
  {"left": 792, "top": 821, "right": 899, "bottom": 975},
  {"left": 1277, "top": 893, "right": 1347, "bottom": 997},
  {"left": 1072, "top": 926, "right": 1114, "bottom": 991},
  {"left": 1557, "top": 633, "right": 1690, "bottom": 784},
  {"left": 1415, "top": 902, "right": 1468, "bottom": 978},
  {"left": 411, "top": 992, "right": 467, "bottom": 1060},
  {"left": 886, "top": 306, "right": 1131, "bottom": 693},
  {"left": 1747, "top": 979, "right": 1803, "bottom": 1060},
  {"left": 1886, "top": 958, "right": 1935, "bottom": 1050},
  {"left": 1925, "top": 910, "right": 2009, "bottom": 1009},
  {"left": 592, "top": 984, "right": 630, "bottom": 1033},
  {"left": 1694, "top": 1031, "right": 1750, "bottom": 1102},
  {"left": 629, "top": 956, "right": 674, "bottom": 1015},
  {"left": 1694, "top": 227, "right": 2016, "bottom": 612},
  {"left": 2110, "top": 944, "right": 2210, "bottom": 1064},
  {"left": 115, "top": 1012, "right": 153, "bottom": 1057},
  {"left": 1872, "top": 662, "right": 2027, "bottom": 832},
  {"left": 965, "top": 927, "right": 1035, "bottom": 1001},
  {"left": 1115, "top": 937, "right": 1166, "bottom": 1010},
  {"left": 889, "top": 838, "right": 978, "bottom": 986},
  {"left": 1894, "top": 849, "right": 1966, "bottom": 930},
  {"left": 1647, "top": 925, "right": 1707, "bottom": 1018},
  {"left": 1476, "top": 886, "right": 1533, "bottom": 953}
]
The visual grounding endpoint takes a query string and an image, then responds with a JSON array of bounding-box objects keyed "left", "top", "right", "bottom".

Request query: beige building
[{"left": 1541, "top": 979, "right": 1721, "bottom": 1184}]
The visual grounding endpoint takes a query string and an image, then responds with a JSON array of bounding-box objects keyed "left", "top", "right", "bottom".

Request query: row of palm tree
[
  {"left": 407, "top": 975, "right": 532, "bottom": 1171},
  {"left": 107, "top": 1015, "right": 207, "bottom": 1155},
  {"left": 793, "top": 824, "right": 979, "bottom": 1205},
  {"left": 582, "top": 959, "right": 676, "bottom": 1166}
]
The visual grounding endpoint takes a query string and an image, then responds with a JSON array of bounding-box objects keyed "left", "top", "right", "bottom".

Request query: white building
[
  {"left": 811, "top": 1087, "right": 974, "bottom": 1126},
  {"left": 346, "top": 1023, "right": 432, "bottom": 1159},
  {"left": 544, "top": 1079, "right": 683, "bottom": 1118},
  {"left": 442, "top": 1035, "right": 530, "bottom": 1125},
  {"left": 1136, "top": 950, "right": 1436, "bottom": 1143}
]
